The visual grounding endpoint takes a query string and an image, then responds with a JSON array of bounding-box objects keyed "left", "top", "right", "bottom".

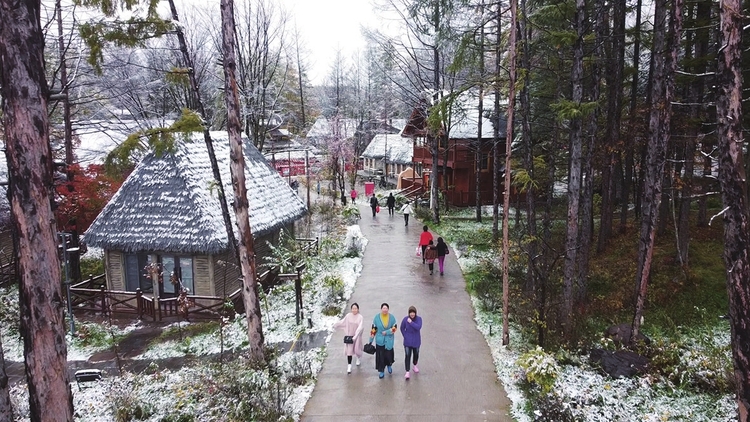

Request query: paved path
[{"left": 301, "top": 202, "right": 513, "bottom": 422}]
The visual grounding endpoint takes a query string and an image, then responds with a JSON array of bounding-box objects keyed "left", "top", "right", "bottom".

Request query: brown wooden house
[{"left": 401, "top": 95, "right": 508, "bottom": 207}]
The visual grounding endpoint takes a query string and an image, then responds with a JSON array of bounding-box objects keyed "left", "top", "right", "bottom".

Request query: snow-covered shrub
[
  {"left": 71, "top": 321, "right": 124, "bottom": 349},
  {"left": 341, "top": 204, "right": 360, "bottom": 225},
  {"left": 517, "top": 346, "right": 560, "bottom": 393},
  {"left": 343, "top": 225, "right": 366, "bottom": 257},
  {"left": 108, "top": 379, "right": 156, "bottom": 421},
  {"left": 465, "top": 257, "right": 503, "bottom": 312},
  {"left": 645, "top": 333, "right": 733, "bottom": 394}
]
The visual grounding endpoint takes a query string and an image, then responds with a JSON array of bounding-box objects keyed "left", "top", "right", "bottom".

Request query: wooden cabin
[
  {"left": 83, "top": 132, "right": 307, "bottom": 303},
  {"left": 402, "top": 95, "right": 508, "bottom": 207}
]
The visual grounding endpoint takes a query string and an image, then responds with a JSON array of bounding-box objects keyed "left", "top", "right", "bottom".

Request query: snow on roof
[
  {"left": 305, "top": 117, "right": 358, "bottom": 140},
  {"left": 263, "top": 149, "right": 320, "bottom": 162},
  {"left": 389, "top": 119, "right": 407, "bottom": 131},
  {"left": 83, "top": 131, "right": 307, "bottom": 254},
  {"left": 361, "top": 133, "right": 413, "bottom": 164},
  {"left": 449, "top": 92, "right": 507, "bottom": 140}
]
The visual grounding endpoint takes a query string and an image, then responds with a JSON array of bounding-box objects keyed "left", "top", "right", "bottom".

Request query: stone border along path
[{"left": 301, "top": 199, "right": 513, "bottom": 421}]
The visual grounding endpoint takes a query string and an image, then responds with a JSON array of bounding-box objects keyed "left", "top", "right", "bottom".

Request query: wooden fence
[{"left": 68, "top": 237, "right": 318, "bottom": 322}]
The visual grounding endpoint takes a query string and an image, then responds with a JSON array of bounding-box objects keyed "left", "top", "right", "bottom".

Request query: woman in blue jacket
[{"left": 369, "top": 303, "right": 397, "bottom": 378}]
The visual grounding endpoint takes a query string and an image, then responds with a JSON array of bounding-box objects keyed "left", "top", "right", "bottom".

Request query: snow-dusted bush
[
  {"left": 343, "top": 225, "right": 366, "bottom": 257},
  {"left": 517, "top": 346, "right": 560, "bottom": 393},
  {"left": 341, "top": 204, "right": 360, "bottom": 225}
]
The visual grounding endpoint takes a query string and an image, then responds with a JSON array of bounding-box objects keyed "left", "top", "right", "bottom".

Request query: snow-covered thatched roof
[
  {"left": 83, "top": 132, "right": 307, "bottom": 254},
  {"left": 361, "top": 134, "right": 413, "bottom": 164}
]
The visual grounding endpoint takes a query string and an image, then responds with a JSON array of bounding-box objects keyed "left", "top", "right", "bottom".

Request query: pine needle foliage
[
  {"left": 103, "top": 109, "right": 203, "bottom": 175},
  {"left": 75, "top": 0, "right": 173, "bottom": 73}
]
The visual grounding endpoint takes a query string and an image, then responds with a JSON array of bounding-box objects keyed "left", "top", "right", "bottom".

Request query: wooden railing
[
  {"left": 0, "top": 260, "right": 17, "bottom": 288},
  {"left": 68, "top": 236, "right": 317, "bottom": 322},
  {"left": 296, "top": 237, "right": 319, "bottom": 256},
  {"left": 71, "top": 274, "right": 106, "bottom": 289}
]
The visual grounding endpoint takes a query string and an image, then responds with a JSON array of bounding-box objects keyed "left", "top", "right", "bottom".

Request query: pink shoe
[
  {"left": 404, "top": 371, "right": 410, "bottom": 379},
  {"left": 413, "top": 364, "right": 419, "bottom": 373}
]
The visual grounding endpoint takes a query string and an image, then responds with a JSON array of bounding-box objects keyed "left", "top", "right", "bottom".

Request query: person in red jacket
[{"left": 418, "top": 225, "right": 433, "bottom": 264}]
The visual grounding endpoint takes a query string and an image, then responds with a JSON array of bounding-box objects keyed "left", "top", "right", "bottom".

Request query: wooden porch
[{"left": 69, "top": 237, "right": 319, "bottom": 322}]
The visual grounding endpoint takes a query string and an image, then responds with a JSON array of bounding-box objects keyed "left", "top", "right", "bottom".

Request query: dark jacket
[
  {"left": 436, "top": 242, "right": 449, "bottom": 257},
  {"left": 386, "top": 195, "right": 396, "bottom": 207},
  {"left": 370, "top": 196, "right": 379, "bottom": 208}
]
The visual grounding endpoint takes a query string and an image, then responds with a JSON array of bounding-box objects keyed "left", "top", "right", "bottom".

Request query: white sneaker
[
  {"left": 355, "top": 358, "right": 361, "bottom": 366},
  {"left": 347, "top": 364, "right": 352, "bottom": 374}
]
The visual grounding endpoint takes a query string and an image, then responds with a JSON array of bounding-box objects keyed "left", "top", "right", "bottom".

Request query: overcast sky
[{"left": 275, "top": 0, "right": 383, "bottom": 85}]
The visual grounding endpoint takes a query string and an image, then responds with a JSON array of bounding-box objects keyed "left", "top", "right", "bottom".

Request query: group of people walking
[
  {"left": 418, "top": 226, "right": 449, "bottom": 275},
  {"left": 334, "top": 303, "right": 423, "bottom": 380},
  {"left": 368, "top": 192, "right": 402, "bottom": 218}
]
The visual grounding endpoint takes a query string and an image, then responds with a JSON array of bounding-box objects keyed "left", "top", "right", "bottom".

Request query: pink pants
[{"left": 438, "top": 256, "right": 445, "bottom": 273}]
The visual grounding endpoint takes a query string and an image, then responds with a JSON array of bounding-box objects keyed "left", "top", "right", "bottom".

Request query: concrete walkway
[{"left": 301, "top": 202, "right": 513, "bottom": 421}]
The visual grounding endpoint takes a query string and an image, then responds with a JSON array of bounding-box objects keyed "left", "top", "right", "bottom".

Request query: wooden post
[
  {"left": 100, "top": 285, "right": 106, "bottom": 315},
  {"left": 295, "top": 263, "right": 305, "bottom": 325},
  {"left": 136, "top": 288, "right": 142, "bottom": 319}
]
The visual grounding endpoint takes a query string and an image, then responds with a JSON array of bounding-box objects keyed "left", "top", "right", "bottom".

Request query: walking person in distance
[
  {"left": 386, "top": 193, "right": 396, "bottom": 216},
  {"left": 436, "top": 237, "right": 449, "bottom": 276},
  {"left": 368, "top": 303, "right": 397, "bottom": 379},
  {"left": 400, "top": 201, "right": 413, "bottom": 226},
  {"left": 400, "top": 306, "right": 422, "bottom": 380},
  {"left": 369, "top": 195, "right": 379, "bottom": 217},
  {"left": 334, "top": 303, "right": 364, "bottom": 374},
  {"left": 424, "top": 240, "right": 438, "bottom": 274},
  {"left": 350, "top": 188, "right": 357, "bottom": 204},
  {"left": 419, "top": 225, "right": 434, "bottom": 264}
]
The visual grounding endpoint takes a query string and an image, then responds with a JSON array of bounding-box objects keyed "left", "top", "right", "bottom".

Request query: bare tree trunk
[
  {"left": 520, "top": 0, "right": 536, "bottom": 295},
  {"left": 476, "top": 0, "right": 485, "bottom": 222},
  {"left": 220, "top": 0, "right": 264, "bottom": 360},
  {"left": 632, "top": 0, "right": 681, "bottom": 342},
  {"left": 295, "top": 31, "right": 307, "bottom": 133},
  {"left": 502, "top": 0, "right": 517, "bottom": 347},
  {"left": 492, "top": 3, "right": 502, "bottom": 243},
  {"left": 430, "top": 1, "right": 441, "bottom": 225},
  {"left": 168, "top": 0, "right": 240, "bottom": 271},
  {"left": 562, "top": 0, "right": 586, "bottom": 340},
  {"left": 578, "top": 0, "right": 605, "bottom": 300},
  {"left": 717, "top": 0, "right": 750, "bottom": 416},
  {"left": 599, "top": 0, "right": 625, "bottom": 250},
  {"left": 620, "top": 0, "right": 642, "bottom": 234},
  {"left": 678, "top": 0, "right": 710, "bottom": 263},
  {"left": 0, "top": 0, "right": 74, "bottom": 419}
]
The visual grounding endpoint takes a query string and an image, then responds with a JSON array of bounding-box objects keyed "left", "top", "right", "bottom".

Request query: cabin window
[
  {"left": 124, "top": 253, "right": 153, "bottom": 293},
  {"left": 124, "top": 253, "right": 194, "bottom": 296},
  {"left": 477, "top": 153, "right": 490, "bottom": 172},
  {"left": 161, "top": 255, "right": 194, "bottom": 296}
]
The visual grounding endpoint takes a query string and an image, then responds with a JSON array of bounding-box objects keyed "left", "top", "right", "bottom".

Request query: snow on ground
[
  {"left": 4, "top": 223, "right": 367, "bottom": 421},
  {"left": 457, "top": 246, "right": 737, "bottom": 422}
]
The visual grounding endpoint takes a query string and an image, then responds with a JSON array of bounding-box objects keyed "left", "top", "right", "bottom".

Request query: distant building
[{"left": 402, "top": 93, "right": 509, "bottom": 207}]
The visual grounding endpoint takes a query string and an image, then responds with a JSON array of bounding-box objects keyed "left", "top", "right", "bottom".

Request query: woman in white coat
[
  {"left": 400, "top": 201, "right": 414, "bottom": 226},
  {"left": 334, "top": 302, "right": 364, "bottom": 373}
]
